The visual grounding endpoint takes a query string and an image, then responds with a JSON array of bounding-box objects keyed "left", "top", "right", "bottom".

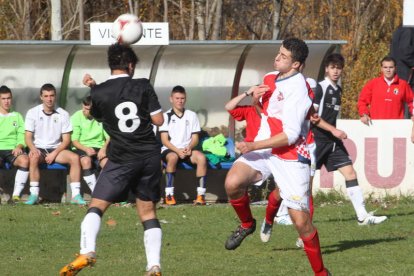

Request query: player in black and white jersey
[{"left": 60, "top": 44, "right": 164, "bottom": 276}]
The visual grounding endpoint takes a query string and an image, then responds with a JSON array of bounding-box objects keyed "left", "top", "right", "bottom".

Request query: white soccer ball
[{"left": 111, "top": 13, "right": 143, "bottom": 45}]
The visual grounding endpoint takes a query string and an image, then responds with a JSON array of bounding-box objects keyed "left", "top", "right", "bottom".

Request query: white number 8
[{"left": 115, "top": 102, "right": 140, "bottom": 132}]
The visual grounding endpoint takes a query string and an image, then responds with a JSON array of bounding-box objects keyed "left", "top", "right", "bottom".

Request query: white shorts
[
  {"left": 236, "top": 151, "right": 311, "bottom": 211},
  {"left": 267, "top": 155, "right": 310, "bottom": 211},
  {"left": 235, "top": 150, "right": 272, "bottom": 187}
]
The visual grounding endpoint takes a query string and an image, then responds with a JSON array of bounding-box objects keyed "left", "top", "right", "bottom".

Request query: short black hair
[
  {"left": 107, "top": 43, "right": 138, "bottom": 71},
  {"left": 171, "top": 85, "right": 186, "bottom": 95},
  {"left": 324, "top": 53, "right": 345, "bottom": 68},
  {"left": 381, "top": 56, "right": 396, "bottom": 66},
  {"left": 40, "top": 83, "right": 56, "bottom": 95},
  {"left": 0, "top": 85, "right": 12, "bottom": 95},
  {"left": 82, "top": 95, "right": 92, "bottom": 106},
  {"left": 282, "top": 37, "right": 309, "bottom": 65}
]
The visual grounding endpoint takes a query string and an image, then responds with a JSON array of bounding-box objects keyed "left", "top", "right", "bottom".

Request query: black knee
[
  {"left": 87, "top": 207, "right": 103, "bottom": 217},
  {"left": 142, "top": 218, "right": 161, "bottom": 230},
  {"left": 345, "top": 179, "right": 358, "bottom": 188}
]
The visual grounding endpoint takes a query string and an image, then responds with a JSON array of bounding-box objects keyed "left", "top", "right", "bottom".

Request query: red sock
[
  {"left": 265, "top": 191, "right": 281, "bottom": 225},
  {"left": 301, "top": 229, "right": 327, "bottom": 276},
  {"left": 309, "top": 194, "right": 314, "bottom": 221},
  {"left": 229, "top": 193, "right": 254, "bottom": 229}
]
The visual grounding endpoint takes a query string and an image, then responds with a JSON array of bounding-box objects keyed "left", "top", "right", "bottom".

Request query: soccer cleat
[
  {"left": 165, "top": 195, "right": 176, "bottom": 205},
  {"left": 193, "top": 195, "right": 206, "bottom": 205},
  {"left": 59, "top": 253, "right": 96, "bottom": 276},
  {"left": 9, "top": 195, "right": 21, "bottom": 205},
  {"left": 71, "top": 194, "right": 86, "bottom": 205},
  {"left": 275, "top": 214, "right": 293, "bottom": 225},
  {"left": 358, "top": 212, "right": 387, "bottom": 225},
  {"left": 24, "top": 194, "right": 39, "bottom": 205},
  {"left": 145, "top": 265, "right": 162, "bottom": 276},
  {"left": 295, "top": 237, "right": 304, "bottom": 248},
  {"left": 225, "top": 219, "right": 256, "bottom": 250},
  {"left": 260, "top": 219, "right": 273, "bottom": 243}
]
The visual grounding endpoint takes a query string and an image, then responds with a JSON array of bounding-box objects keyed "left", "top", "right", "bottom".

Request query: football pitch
[{"left": 0, "top": 198, "right": 413, "bottom": 276}]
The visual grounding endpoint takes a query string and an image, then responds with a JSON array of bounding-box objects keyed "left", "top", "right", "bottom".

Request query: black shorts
[
  {"left": 93, "top": 154, "right": 161, "bottom": 203},
  {"left": 73, "top": 148, "right": 102, "bottom": 167},
  {"left": 0, "top": 150, "right": 23, "bottom": 166},
  {"left": 161, "top": 149, "right": 194, "bottom": 167},
  {"left": 315, "top": 141, "right": 352, "bottom": 172}
]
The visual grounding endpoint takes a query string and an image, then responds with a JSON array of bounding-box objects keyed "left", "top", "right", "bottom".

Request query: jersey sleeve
[
  {"left": 90, "top": 87, "right": 103, "bottom": 121},
  {"left": 191, "top": 112, "right": 201, "bottom": 133},
  {"left": 158, "top": 113, "right": 169, "bottom": 133},
  {"left": 228, "top": 106, "right": 248, "bottom": 121},
  {"left": 70, "top": 111, "right": 81, "bottom": 141},
  {"left": 144, "top": 80, "right": 162, "bottom": 116},
  {"left": 313, "top": 84, "right": 323, "bottom": 110},
  {"left": 16, "top": 112, "right": 26, "bottom": 147},
  {"left": 357, "top": 80, "right": 374, "bottom": 116},
  {"left": 61, "top": 111, "right": 73, "bottom": 134},
  {"left": 25, "top": 109, "right": 36, "bottom": 132}
]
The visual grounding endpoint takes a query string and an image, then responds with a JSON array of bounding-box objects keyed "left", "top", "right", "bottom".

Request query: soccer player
[
  {"left": 224, "top": 38, "right": 330, "bottom": 275},
  {"left": 70, "top": 96, "right": 109, "bottom": 193},
  {"left": 24, "top": 83, "right": 84, "bottom": 205},
  {"left": 159, "top": 85, "right": 208, "bottom": 205},
  {"left": 0, "top": 85, "right": 29, "bottom": 203},
  {"left": 60, "top": 44, "right": 164, "bottom": 276},
  {"left": 313, "top": 53, "right": 387, "bottom": 225}
]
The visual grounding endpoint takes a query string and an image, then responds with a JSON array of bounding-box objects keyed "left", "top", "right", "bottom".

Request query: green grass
[{"left": 0, "top": 198, "right": 413, "bottom": 276}]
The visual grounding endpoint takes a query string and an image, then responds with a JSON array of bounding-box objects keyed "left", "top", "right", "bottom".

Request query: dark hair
[
  {"left": 282, "top": 37, "right": 309, "bottom": 65},
  {"left": 0, "top": 85, "right": 12, "bottom": 95},
  {"left": 82, "top": 95, "right": 92, "bottom": 106},
  {"left": 107, "top": 43, "right": 138, "bottom": 71},
  {"left": 171, "top": 85, "right": 186, "bottom": 95},
  {"left": 381, "top": 56, "right": 396, "bottom": 66},
  {"left": 324, "top": 53, "right": 345, "bottom": 68},
  {"left": 40, "top": 83, "right": 56, "bottom": 95}
]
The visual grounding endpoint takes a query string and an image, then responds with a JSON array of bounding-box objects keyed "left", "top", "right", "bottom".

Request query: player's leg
[
  {"left": 273, "top": 158, "right": 329, "bottom": 276},
  {"left": 79, "top": 155, "right": 97, "bottom": 193},
  {"left": 189, "top": 150, "right": 207, "bottom": 205},
  {"left": 60, "top": 198, "right": 111, "bottom": 276},
  {"left": 25, "top": 149, "right": 44, "bottom": 205},
  {"left": 224, "top": 151, "right": 269, "bottom": 250},
  {"left": 11, "top": 153, "right": 29, "bottom": 202},
  {"left": 135, "top": 154, "right": 162, "bottom": 275},
  {"left": 55, "top": 150, "right": 84, "bottom": 205},
  {"left": 163, "top": 150, "right": 178, "bottom": 205},
  {"left": 260, "top": 188, "right": 282, "bottom": 242},
  {"left": 332, "top": 144, "right": 387, "bottom": 225}
]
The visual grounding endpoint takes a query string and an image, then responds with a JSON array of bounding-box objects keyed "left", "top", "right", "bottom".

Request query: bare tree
[{"left": 51, "top": 0, "right": 62, "bottom": 40}]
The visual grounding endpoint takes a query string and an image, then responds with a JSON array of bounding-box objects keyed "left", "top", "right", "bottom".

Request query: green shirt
[
  {"left": 0, "top": 111, "right": 25, "bottom": 150},
  {"left": 70, "top": 110, "right": 108, "bottom": 149}
]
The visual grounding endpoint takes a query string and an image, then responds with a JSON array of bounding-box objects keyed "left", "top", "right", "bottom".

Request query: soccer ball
[{"left": 111, "top": 13, "right": 143, "bottom": 45}]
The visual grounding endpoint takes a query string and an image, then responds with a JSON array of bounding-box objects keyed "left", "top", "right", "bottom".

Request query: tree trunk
[
  {"left": 211, "top": 0, "right": 222, "bottom": 40},
  {"left": 195, "top": 0, "right": 206, "bottom": 40},
  {"left": 51, "top": 0, "right": 62, "bottom": 40}
]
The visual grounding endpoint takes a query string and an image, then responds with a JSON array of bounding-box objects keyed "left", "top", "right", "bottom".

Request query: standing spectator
[
  {"left": 24, "top": 83, "right": 83, "bottom": 205},
  {"left": 314, "top": 53, "right": 387, "bottom": 225},
  {"left": 60, "top": 44, "right": 164, "bottom": 276},
  {"left": 224, "top": 38, "right": 330, "bottom": 275},
  {"left": 159, "top": 85, "right": 208, "bottom": 206},
  {"left": 390, "top": 25, "right": 414, "bottom": 90},
  {"left": 71, "top": 96, "right": 109, "bottom": 193},
  {"left": 358, "top": 56, "right": 414, "bottom": 125},
  {"left": 0, "top": 85, "right": 29, "bottom": 203}
]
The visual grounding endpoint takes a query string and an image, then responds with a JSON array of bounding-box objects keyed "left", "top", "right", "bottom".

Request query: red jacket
[{"left": 357, "top": 74, "right": 413, "bottom": 119}]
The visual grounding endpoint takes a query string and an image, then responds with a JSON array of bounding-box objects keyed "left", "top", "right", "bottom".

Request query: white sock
[
  {"left": 12, "top": 169, "right": 29, "bottom": 197},
  {"left": 83, "top": 174, "right": 97, "bottom": 193},
  {"left": 80, "top": 212, "right": 101, "bottom": 254},
  {"left": 165, "top": 187, "right": 174, "bottom": 196},
  {"left": 346, "top": 186, "right": 368, "bottom": 221},
  {"left": 29, "top": 182, "right": 39, "bottom": 196},
  {"left": 70, "top": 182, "right": 81, "bottom": 197},
  {"left": 197, "top": 187, "right": 206, "bottom": 196},
  {"left": 144, "top": 227, "right": 162, "bottom": 270}
]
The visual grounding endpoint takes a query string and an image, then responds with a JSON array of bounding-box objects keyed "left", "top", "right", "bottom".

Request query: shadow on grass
[{"left": 322, "top": 236, "right": 407, "bottom": 254}]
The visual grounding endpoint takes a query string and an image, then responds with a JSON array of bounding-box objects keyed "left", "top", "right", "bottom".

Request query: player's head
[
  {"left": 82, "top": 95, "right": 93, "bottom": 119},
  {"left": 324, "top": 53, "right": 344, "bottom": 83},
  {"left": 170, "top": 85, "right": 187, "bottom": 111},
  {"left": 274, "top": 37, "right": 309, "bottom": 73},
  {"left": 39, "top": 83, "right": 57, "bottom": 110},
  {"left": 0, "top": 85, "right": 13, "bottom": 112},
  {"left": 380, "top": 56, "right": 396, "bottom": 80},
  {"left": 107, "top": 43, "right": 138, "bottom": 77}
]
